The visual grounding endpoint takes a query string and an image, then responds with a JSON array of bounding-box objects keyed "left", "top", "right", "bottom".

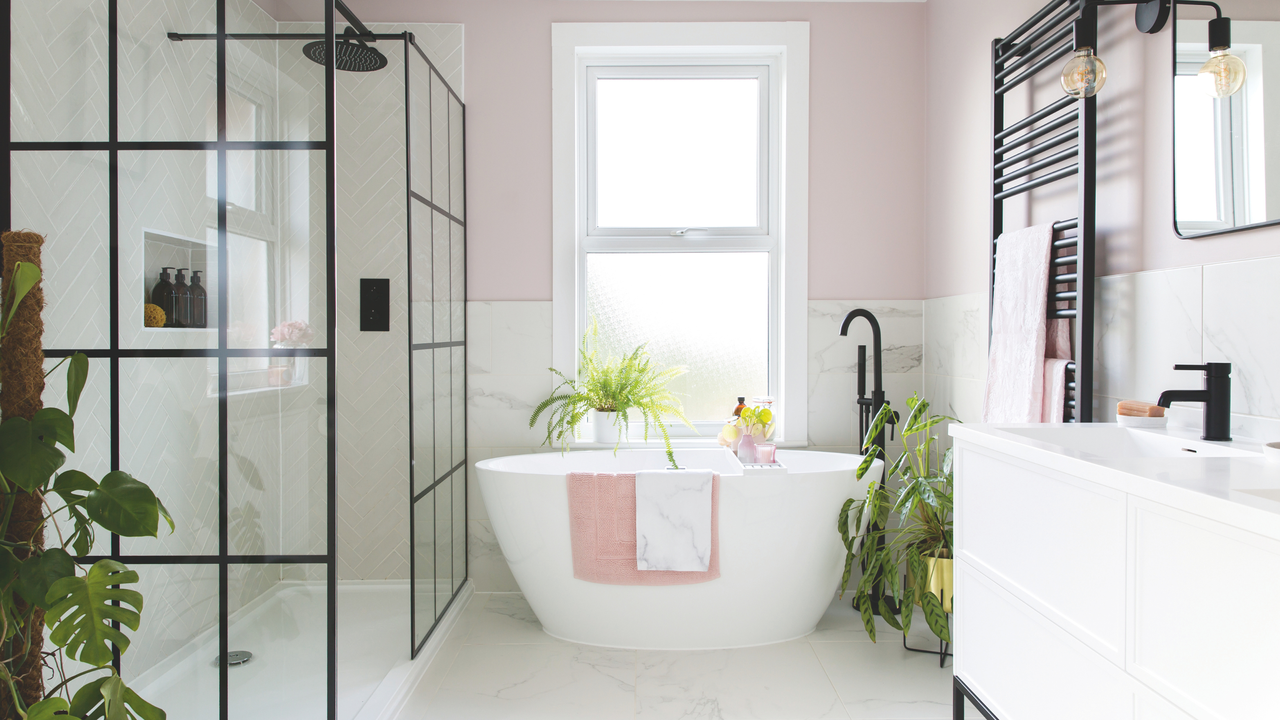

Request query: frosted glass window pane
[
  {"left": 1175, "top": 74, "right": 1222, "bottom": 223},
  {"left": 586, "top": 253, "right": 768, "bottom": 422},
  {"left": 595, "top": 79, "right": 759, "bottom": 228}
]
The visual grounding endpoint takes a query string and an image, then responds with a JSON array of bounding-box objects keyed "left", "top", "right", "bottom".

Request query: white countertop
[{"left": 950, "top": 422, "right": 1280, "bottom": 541}]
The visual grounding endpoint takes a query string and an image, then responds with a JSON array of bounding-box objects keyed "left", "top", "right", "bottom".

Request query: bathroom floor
[{"left": 397, "top": 592, "right": 980, "bottom": 719}]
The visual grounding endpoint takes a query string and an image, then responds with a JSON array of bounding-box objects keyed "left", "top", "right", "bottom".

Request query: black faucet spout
[
  {"left": 1157, "top": 389, "right": 1208, "bottom": 408},
  {"left": 1156, "top": 363, "right": 1232, "bottom": 442},
  {"left": 840, "top": 309, "right": 883, "bottom": 394}
]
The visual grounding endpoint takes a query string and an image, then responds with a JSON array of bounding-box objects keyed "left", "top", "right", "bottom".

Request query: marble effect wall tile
[
  {"left": 1204, "top": 257, "right": 1280, "bottom": 419},
  {"left": 808, "top": 301, "right": 923, "bottom": 376},
  {"left": 1095, "top": 267, "right": 1203, "bottom": 405},
  {"left": 923, "top": 293, "right": 986, "bottom": 381}
]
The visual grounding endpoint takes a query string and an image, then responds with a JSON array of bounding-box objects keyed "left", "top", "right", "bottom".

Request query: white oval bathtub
[{"left": 475, "top": 448, "right": 878, "bottom": 650}]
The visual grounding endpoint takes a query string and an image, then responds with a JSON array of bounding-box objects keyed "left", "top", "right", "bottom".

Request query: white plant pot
[{"left": 594, "top": 410, "right": 624, "bottom": 445}]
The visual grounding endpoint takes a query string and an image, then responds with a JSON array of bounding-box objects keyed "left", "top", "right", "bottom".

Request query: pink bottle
[{"left": 737, "top": 431, "right": 758, "bottom": 463}]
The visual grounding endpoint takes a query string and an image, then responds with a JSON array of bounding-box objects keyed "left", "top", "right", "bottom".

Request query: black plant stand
[{"left": 903, "top": 625, "right": 952, "bottom": 668}]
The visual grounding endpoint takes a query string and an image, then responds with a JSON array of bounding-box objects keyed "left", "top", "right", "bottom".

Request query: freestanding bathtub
[{"left": 475, "top": 448, "right": 878, "bottom": 649}]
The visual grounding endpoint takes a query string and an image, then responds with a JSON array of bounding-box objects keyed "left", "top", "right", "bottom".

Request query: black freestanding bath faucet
[
  {"left": 840, "top": 308, "right": 895, "bottom": 451},
  {"left": 1157, "top": 363, "right": 1232, "bottom": 442}
]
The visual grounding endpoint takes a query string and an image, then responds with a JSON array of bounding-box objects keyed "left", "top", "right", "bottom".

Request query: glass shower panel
[
  {"left": 119, "top": 357, "right": 220, "bottom": 556},
  {"left": 449, "top": 95, "right": 464, "bottom": 220},
  {"left": 228, "top": 359, "right": 327, "bottom": 557},
  {"left": 10, "top": 0, "right": 108, "bottom": 142},
  {"left": 434, "top": 479, "right": 452, "bottom": 617},
  {"left": 434, "top": 347, "right": 452, "bottom": 480},
  {"left": 227, "top": 564, "right": 329, "bottom": 718},
  {"left": 118, "top": 150, "right": 219, "bottom": 350},
  {"left": 450, "top": 222, "right": 464, "bottom": 342},
  {"left": 413, "top": 494, "right": 435, "bottom": 647},
  {"left": 121, "top": 564, "right": 220, "bottom": 719},
  {"left": 451, "top": 469, "right": 465, "bottom": 593},
  {"left": 431, "top": 72, "right": 450, "bottom": 214},
  {"left": 10, "top": 151, "right": 111, "bottom": 349},
  {"left": 411, "top": 200, "right": 434, "bottom": 345},
  {"left": 118, "top": 0, "right": 216, "bottom": 142},
  {"left": 226, "top": 149, "right": 329, "bottom": 353},
  {"left": 432, "top": 210, "right": 450, "bottom": 344},
  {"left": 227, "top": 41, "right": 327, "bottom": 143},
  {"left": 43, "top": 357, "right": 111, "bottom": 557},
  {"left": 412, "top": 349, "right": 435, "bottom": 497},
  {"left": 409, "top": 52, "right": 432, "bottom": 202}
]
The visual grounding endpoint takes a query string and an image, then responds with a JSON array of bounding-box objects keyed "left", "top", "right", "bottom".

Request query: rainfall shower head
[
  {"left": 304, "top": 30, "right": 388, "bottom": 73},
  {"left": 303, "top": 0, "right": 387, "bottom": 73}
]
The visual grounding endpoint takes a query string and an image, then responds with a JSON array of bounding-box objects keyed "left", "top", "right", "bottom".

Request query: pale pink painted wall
[
  {"left": 260, "top": 0, "right": 930, "bottom": 301},
  {"left": 925, "top": 0, "right": 1280, "bottom": 299}
]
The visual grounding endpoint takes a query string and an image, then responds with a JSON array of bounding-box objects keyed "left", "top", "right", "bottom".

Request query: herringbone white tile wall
[
  {"left": 10, "top": 0, "right": 109, "bottom": 142},
  {"left": 11, "top": 152, "right": 111, "bottom": 350}
]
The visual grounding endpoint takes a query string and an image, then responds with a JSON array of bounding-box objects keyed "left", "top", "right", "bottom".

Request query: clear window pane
[
  {"left": 1175, "top": 74, "right": 1223, "bottom": 223},
  {"left": 586, "top": 253, "right": 769, "bottom": 422},
  {"left": 595, "top": 78, "right": 760, "bottom": 228}
]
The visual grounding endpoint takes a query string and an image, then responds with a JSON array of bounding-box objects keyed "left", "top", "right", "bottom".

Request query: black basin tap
[{"left": 1157, "top": 363, "right": 1232, "bottom": 441}]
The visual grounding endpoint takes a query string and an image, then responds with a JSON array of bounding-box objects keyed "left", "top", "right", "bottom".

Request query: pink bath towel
[{"left": 567, "top": 472, "right": 721, "bottom": 586}]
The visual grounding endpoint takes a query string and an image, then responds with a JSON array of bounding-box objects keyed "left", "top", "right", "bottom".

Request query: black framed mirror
[{"left": 1172, "top": 3, "right": 1280, "bottom": 238}]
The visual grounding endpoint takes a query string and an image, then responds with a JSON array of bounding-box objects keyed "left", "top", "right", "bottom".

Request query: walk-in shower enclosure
[{"left": 2, "top": 0, "right": 466, "bottom": 717}]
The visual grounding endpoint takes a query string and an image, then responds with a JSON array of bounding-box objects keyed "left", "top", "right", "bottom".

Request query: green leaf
[
  {"left": 47, "top": 559, "right": 144, "bottom": 667},
  {"left": 33, "top": 407, "right": 75, "bottom": 452},
  {"left": 67, "top": 352, "right": 90, "bottom": 418},
  {"left": 54, "top": 469, "right": 98, "bottom": 502},
  {"left": 100, "top": 676, "right": 127, "bottom": 720},
  {"left": 4, "top": 261, "right": 41, "bottom": 334},
  {"left": 156, "top": 496, "right": 175, "bottom": 534},
  {"left": 921, "top": 591, "right": 951, "bottom": 643},
  {"left": 908, "top": 547, "right": 927, "bottom": 595},
  {"left": 861, "top": 402, "right": 893, "bottom": 451},
  {"left": 0, "top": 546, "right": 20, "bottom": 590},
  {"left": 18, "top": 547, "right": 75, "bottom": 609},
  {"left": 71, "top": 678, "right": 108, "bottom": 719},
  {"left": 879, "top": 596, "right": 903, "bottom": 631},
  {"left": 0, "top": 416, "right": 67, "bottom": 491},
  {"left": 856, "top": 593, "right": 876, "bottom": 643},
  {"left": 901, "top": 587, "right": 914, "bottom": 637},
  {"left": 839, "top": 547, "right": 855, "bottom": 597},
  {"left": 26, "top": 696, "right": 76, "bottom": 720},
  {"left": 86, "top": 472, "right": 160, "bottom": 538}
]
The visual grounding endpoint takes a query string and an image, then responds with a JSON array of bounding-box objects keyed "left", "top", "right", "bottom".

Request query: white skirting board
[{"left": 356, "top": 580, "right": 475, "bottom": 720}]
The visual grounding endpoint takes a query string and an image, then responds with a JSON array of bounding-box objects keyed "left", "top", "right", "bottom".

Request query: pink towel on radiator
[{"left": 567, "top": 472, "right": 721, "bottom": 586}]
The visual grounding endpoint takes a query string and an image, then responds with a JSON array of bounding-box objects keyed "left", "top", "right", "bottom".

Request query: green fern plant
[{"left": 529, "top": 322, "right": 694, "bottom": 469}]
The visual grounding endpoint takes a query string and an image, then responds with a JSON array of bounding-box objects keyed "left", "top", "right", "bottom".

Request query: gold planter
[{"left": 909, "top": 555, "right": 954, "bottom": 614}]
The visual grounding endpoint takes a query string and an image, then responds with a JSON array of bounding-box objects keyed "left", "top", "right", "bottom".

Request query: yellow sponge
[{"left": 144, "top": 304, "right": 166, "bottom": 328}]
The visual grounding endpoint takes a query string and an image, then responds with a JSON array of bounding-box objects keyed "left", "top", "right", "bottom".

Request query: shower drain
[{"left": 212, "top": 650, "right": 254, "bottom": 667}]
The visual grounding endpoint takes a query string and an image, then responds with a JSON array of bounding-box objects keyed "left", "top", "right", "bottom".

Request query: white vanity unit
[{"left": 950, "top": 423, "right": 1280, "bottom": 720}]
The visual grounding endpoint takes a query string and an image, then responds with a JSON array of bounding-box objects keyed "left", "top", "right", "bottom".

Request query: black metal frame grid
[
  {"left": 2, "top": 2, "right": 339, "bottom": 718},
  {"left": 990, "top": 0, "right": 1096, "bottom": 424},
  {"left": 403, "top": 34, "right": 468, "bottom": 660}
]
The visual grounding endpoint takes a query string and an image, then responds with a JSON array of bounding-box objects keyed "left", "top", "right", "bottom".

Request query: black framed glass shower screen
[
  {"left": 3, "top": 1, "right": 340, "bottom": 718},
  {"left": 407, "top": 34, "right": 467, "bottom": 659}
]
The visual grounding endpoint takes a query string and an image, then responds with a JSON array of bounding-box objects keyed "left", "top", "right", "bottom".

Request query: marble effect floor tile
[
  {"left": 410, "top": 593, "right": 964, "bottom": 720},
  {"left": 635, "top": 641, "right": 849, "bottom": 720},
  {"left": 424, "top": 643, "right": 636, "bottom": 720}
]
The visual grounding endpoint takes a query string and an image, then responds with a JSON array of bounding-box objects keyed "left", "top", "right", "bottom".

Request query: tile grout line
[{"left": 806, "top": 636, "right": 855, "bottom": 720}]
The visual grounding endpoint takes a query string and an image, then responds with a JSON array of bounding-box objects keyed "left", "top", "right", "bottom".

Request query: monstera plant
[{"left": 0, "top": 258, "right": 172, "bottom": 719}]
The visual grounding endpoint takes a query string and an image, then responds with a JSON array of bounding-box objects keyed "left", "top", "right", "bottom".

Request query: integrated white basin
[{"left": 1000, "top": 424, "right": 1259, "bottom": 459}]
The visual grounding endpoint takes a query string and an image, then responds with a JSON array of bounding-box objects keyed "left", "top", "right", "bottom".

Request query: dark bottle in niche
[
  {"left": 190, "top": 270, "right": 207, "bottom": 329},
  {"left": 151, "top": 267, "right": 177, "bottom": 328},
  {"left": 172, "top": 268, "right": 192, "bottom": 328}
]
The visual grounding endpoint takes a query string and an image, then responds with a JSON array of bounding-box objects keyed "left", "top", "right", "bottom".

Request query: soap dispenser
[
  {"left": 190, "top": 271, "right": 207, "bottom": 329},
  {"left": 173, "top": 268, "right": 192, "bottom": 328},
  {"left": 151, "top": 268, "right": 177, "bottom": 328}
]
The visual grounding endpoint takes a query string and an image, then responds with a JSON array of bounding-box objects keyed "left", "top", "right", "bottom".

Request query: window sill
[{"left": 565, "top": 437, "right": 806, "bottom": 451}]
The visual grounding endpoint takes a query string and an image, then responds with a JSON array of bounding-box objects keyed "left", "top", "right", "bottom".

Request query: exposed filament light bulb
[
  {"left": 1198, "top": 48, "right": 1246, "bottom": 98},
  {"left": 1061, "top": 47, "right": 1107, "bottom": 99}
]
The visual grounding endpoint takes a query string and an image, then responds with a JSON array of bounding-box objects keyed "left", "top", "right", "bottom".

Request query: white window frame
[{"left": 552, "top": 22, "right": 809, "bottom": 447}]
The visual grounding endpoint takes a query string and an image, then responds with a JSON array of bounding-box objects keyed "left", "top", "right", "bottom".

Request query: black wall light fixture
[{"left": 1059, "top": 0, "right": 1245, "bottom": 99}]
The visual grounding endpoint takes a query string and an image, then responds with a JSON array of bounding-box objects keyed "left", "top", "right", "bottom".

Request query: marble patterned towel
[
  {"left": 566, "top": 472, "right": 720, "bottom": 585},
  {"left": 635, "top": 469, "right": 714, "bottom": 571}
]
